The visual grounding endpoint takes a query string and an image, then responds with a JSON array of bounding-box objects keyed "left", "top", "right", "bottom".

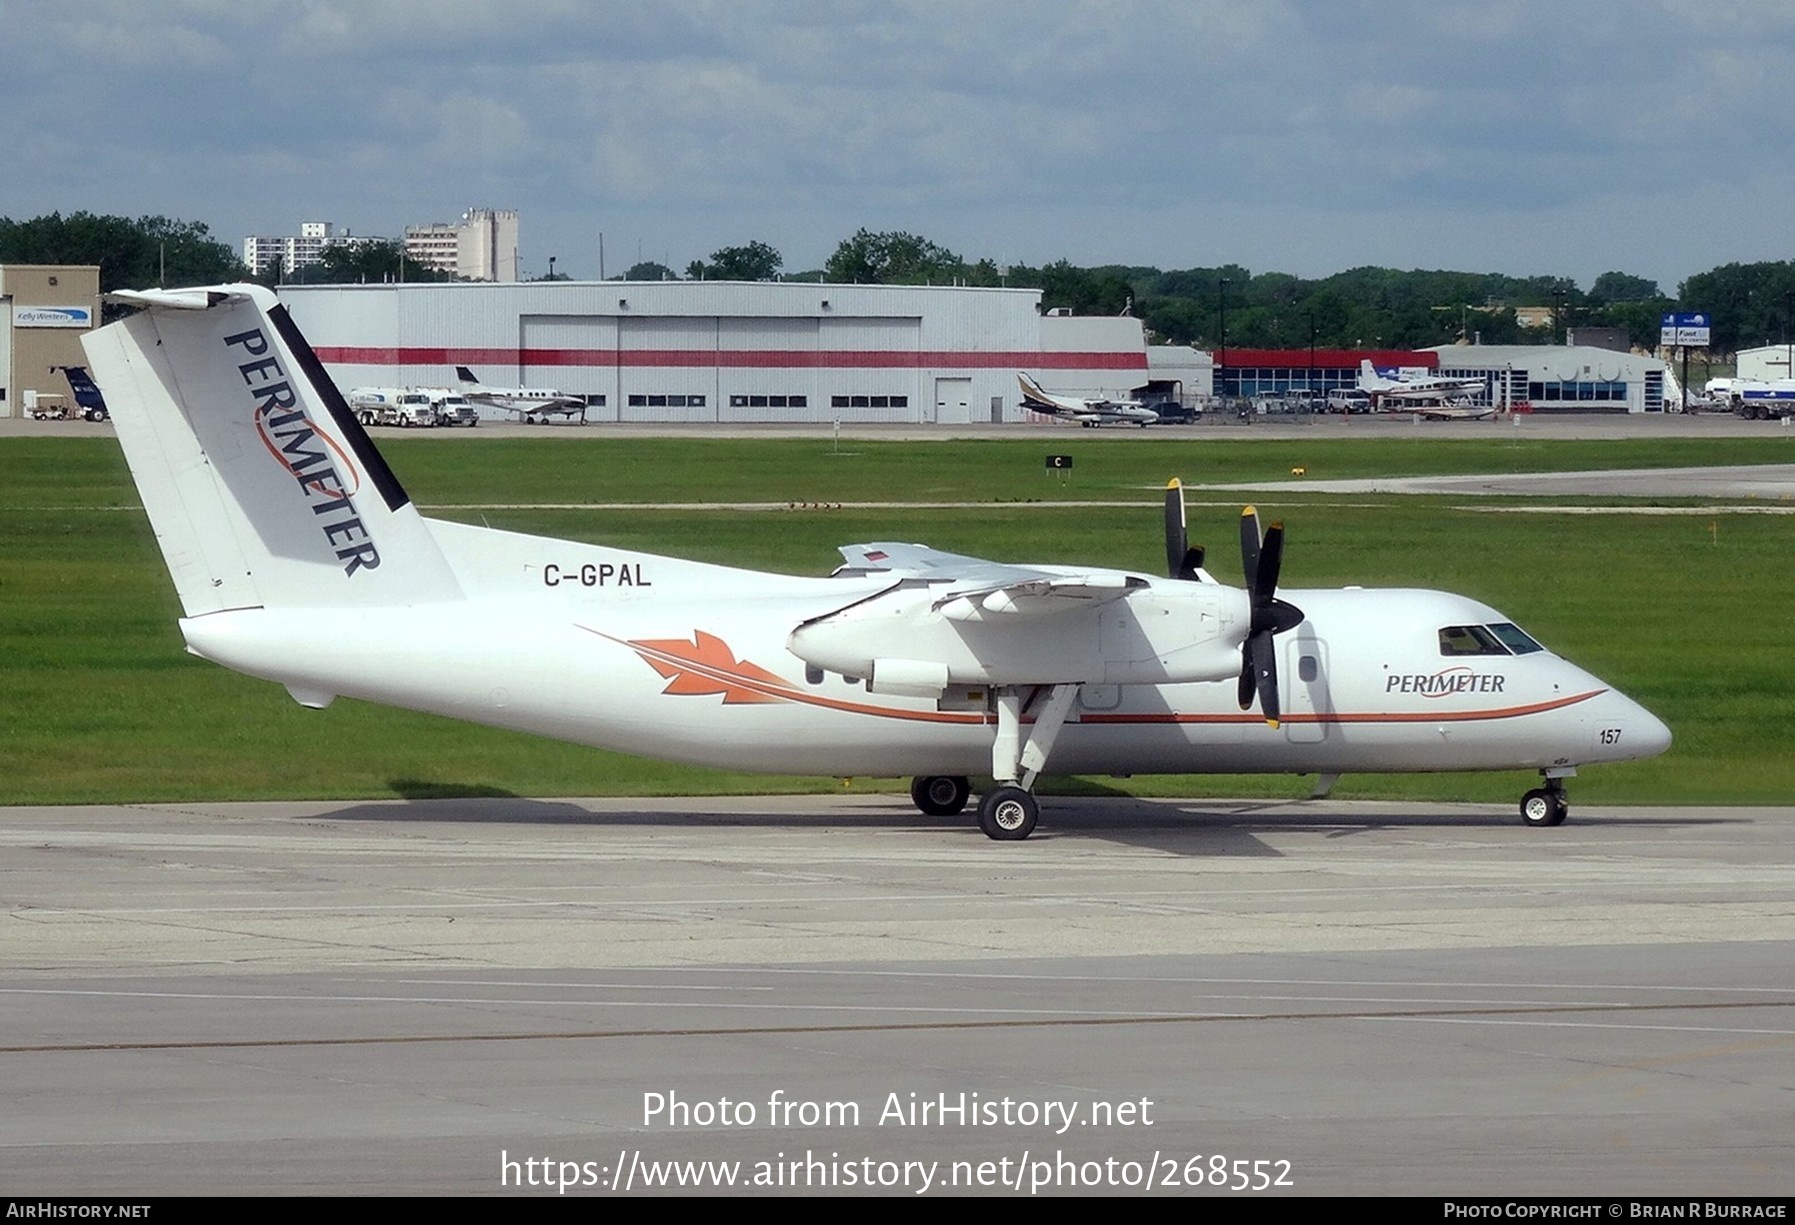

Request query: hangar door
[
  {"left": 820, "top": 316, "right": 923, "bottom": 423},
  {"left": 521, "top": 315, "right": 619, "bottom": 422},
  {"left": 933, "top": 377, "right": 972, "bottom": 424},
  {"left": 717, "top": 316, "right": 820, "bottom": 422},
  {"left": 617, "top": 316, "right": 718, "bottom": 422}
]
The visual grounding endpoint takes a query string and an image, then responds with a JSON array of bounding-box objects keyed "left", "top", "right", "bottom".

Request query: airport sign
[{"left": 1660, "top": 312, "right": 1711, "bottom": 347}]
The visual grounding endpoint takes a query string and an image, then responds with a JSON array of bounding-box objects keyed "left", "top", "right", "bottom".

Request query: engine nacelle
[{"left": 789, "top": 582, "right": 1247, "bottom": 687}]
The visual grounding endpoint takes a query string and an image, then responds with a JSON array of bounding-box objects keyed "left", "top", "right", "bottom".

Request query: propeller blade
[
  {"left": 1239, "top": 506, "right": 1262, "bottom": 593},
  {"left": 1252, "top": 632, "right": 1281, "bottom": 726},
  {"left": 1164, "top": 480, "right": 1187, "bottom": 579},
  {"left": 1180, "top": 545, "right": 1206, "bottom": 577},
  {"left": 1233, "top": 504, "right": 1303, "bottom": 724},
  {"left": 1255, "top": 520, "right": 1285, "bottom": 601}
]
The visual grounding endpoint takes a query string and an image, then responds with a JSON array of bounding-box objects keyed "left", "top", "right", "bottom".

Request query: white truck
[
  {"left": 347, "top": 387, "right": 437, "bottom": 428},
  {"left": 423, "top": 389, "right": 479, "bottom": 427}
]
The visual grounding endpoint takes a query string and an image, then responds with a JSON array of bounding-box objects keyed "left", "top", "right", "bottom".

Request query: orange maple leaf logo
[{"left": 628, "top": 630, "right": 797, "bottom": 705}]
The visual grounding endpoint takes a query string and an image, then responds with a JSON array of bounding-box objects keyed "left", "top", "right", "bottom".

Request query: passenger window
[
  {"left": 1298, "top": 654, "right": 1318, "bottom": 682},
  {"left": 1438, "top": 625, "right": 1510, "bottom": 656}
]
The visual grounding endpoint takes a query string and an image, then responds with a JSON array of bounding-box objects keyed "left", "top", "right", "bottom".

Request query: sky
[{"left": 5, "top": 0, "right": 1793, "bottom": 292}]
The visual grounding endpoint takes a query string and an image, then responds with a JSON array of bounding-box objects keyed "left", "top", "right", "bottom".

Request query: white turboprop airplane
[
  {"left": 1356, "top": 360, "right": 1489, "bottom": 406},
  {"left": 1018, "top": 371, "right": 1160, "bottom": 427},
  {"left": 454, "top": 365, "right": 589, "bottom": 423},
  {"left": 83, "top": 285, "right": 1670, "bottom": 840}
]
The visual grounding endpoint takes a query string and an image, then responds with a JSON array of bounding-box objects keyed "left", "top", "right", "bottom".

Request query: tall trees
[
  {"left": 0, "top": 212, "right": 243, "bottom": 294},
  {"left": 623, "top": 261, "right": 678, "bottom": 281},
  {"left": 687, "top": 241, "right": 782, "bottom": 281},
  {"left": 824, "top": 230, "right": 962, "bottom": 284},
  {"left": 1678, "top": 261, "right": 1795, "bottom": 353}
]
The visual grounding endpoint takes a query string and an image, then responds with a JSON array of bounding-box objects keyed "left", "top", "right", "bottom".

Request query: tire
[
  {"left": 977, "top": 786, "right": 1038, "bottom": 841},
  {"left": 910, "top": 775, "right": 971, "bottom": 817},
  {"left": 1520, "top": 788, "right": 1566, "bottom": 828}
]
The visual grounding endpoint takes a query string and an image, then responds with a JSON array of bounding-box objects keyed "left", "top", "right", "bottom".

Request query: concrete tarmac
[{"left": 2, "top": 794, "right": 1790, "bottom": 1197}]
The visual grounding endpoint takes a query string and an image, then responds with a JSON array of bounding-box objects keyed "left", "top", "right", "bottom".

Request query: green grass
[
  {"left": 10, "top": 433, "right": 1795, "bottom": 510},
  {"left": 2, "top": 435, "right": 1791, "bottom": 806}
]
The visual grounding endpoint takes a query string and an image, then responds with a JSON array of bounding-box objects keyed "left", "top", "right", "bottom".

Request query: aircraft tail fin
[
  {"left": 54, "top": 365, "right": 108, "bottom": 412},
  {"left": 83, "top": 285, "right": 463, "bottom": 617},
  {"left": 1017, "top": 371, "right": 1055, "bottom": 410},
  {"left": 455, "top": 365, "right": 480, "bottom": 385}
]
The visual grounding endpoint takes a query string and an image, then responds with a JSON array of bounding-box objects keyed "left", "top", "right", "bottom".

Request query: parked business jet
[
  {"left": 455, "top": 365, "right": 589, "bottom": 423},
  {"left": 84, "top": 286, "right": 1670, "bottom": 839},
  {"left": 1018, "top": 371, "right": 1161, "bottom": 427}
]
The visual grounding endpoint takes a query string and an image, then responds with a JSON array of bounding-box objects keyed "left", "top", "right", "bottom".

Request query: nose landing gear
[{"left": 1520, "top": 774, "right": 1570, "bottom": 827}]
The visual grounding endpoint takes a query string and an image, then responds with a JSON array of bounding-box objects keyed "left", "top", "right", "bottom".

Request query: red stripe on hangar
[
  {"left": 1223, "top": 348, "right": 1439, "bottom": 370},
  {"left": 312, "top": 347, "right": 1149, "bottom": 371}
]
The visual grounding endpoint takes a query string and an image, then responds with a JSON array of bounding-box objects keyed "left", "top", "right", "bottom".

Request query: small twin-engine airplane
[
  {"left": 454, "top": 365, "right": 589, "bottom": 423},
  {"left": 84, "top": 285, "right": 1670, "bottom": 840},
  {"left": 1017, "top": 371, "right": 1160, "bottom": 427}
]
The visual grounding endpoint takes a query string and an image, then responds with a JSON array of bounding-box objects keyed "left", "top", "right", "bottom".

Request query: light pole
[
  {"left": 1307, "top": 312, "right": 1317, "bottom": 408},
  {"left": 549, "top": 255, "right": 557, "bottom": 281},
  {"left": 1784, "top": 289, "right": 1791, "bottom": 384},
  {"left": 1218, "top": 277, "right": 1232, "bottom": 403}
]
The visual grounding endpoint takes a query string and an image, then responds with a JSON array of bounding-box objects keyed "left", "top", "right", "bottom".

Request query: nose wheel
[{"left": 1520, "top": 781, "right": 1569, "bottom": 827}]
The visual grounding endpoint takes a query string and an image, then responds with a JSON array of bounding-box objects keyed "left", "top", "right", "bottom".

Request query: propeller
[
  {"left": 1236, "top": 506, "right": 1305, "bottom": 727},
  {"left": 1162, "top": 479, "right": 1206, "bottom": 580}
]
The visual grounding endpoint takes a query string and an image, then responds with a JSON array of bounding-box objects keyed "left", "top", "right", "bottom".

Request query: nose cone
[
  {"left": 1632, "top": 701, "right": 1673, "bottom": 759},
  {"left": 1593, "top": 687, "right": 1672, "bottom": 762}
]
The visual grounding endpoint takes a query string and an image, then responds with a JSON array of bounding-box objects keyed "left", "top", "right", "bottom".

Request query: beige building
[
  {"left": 403, "top": 208, "right": 519, "bottom": 282},
  {"left": 0, "top": 265, "right": 102, "bottom": 418}
]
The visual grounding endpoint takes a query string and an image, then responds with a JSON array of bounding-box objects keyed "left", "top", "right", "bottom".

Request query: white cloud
[{"left": 3, "top": 0, "right": 1792, "bottom": 285}]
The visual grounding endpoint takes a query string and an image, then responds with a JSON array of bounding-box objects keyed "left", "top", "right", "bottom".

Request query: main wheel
[
  {"left": 910, "top": 775, "right": 971, "bottom": 817},
  {"left": 977, "top": 786, "right": 1038, "bottom": 841},
  {"left": 1520, "top": 788, "right": 1567, "bottom": 828}
]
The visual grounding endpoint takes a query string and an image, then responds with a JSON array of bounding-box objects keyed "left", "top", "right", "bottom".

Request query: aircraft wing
[
  {"left": 796, "top": 538, "right": 1241, "bottom": 690},
  {"left": 837, "top": 541, "right": 1038, "bottom": 581},
  {"left": 834, "top": 542, "right": 1145, "bottom": 618}
]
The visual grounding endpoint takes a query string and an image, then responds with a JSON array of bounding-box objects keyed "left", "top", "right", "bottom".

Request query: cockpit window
[
  {"left": 1439, "top": 625, "right": 1510, "bottom": 656},
  {"left": 1486, "top": 622, "right": 1544, "bottom": 655}
]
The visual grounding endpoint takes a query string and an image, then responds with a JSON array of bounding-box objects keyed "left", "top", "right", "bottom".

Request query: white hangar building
[
  {"left": 1425, "top": 343, "right": 1670, "bottom": 413},
  {"left": 278, "top": 281, "right": 1153, "bottom": 424},
  {"left": 1734, "top": 344, "right": 1795, "bottom": 382}
]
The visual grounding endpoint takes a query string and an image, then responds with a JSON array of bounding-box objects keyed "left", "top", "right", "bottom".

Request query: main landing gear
[
  {"left": 1520, "top": 772, "right": 1571, "bottom": 827},
  {"left": 907, "top": 775, "right": 1036, "bottom": 839},
  {"left": 909, "top": 774, "right": 970, "bottom": 817},
  {"left": 908, "top": 682, "right": 1080, "bottom": 841}
]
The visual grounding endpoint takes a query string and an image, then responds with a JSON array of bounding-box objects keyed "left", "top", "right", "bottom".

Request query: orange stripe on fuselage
[
  {"left": 588, "top": 627, "right": 1606, "bottom": 730},
  {"left": 1079, "top": 690, "right": 1607, "bottom": 725}
]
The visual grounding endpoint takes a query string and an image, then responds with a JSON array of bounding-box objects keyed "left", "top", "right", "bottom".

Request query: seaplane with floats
[
  {"left": 1017, "top": 371, "right": 1161, "bottom": 427},
  {"left": 1356, "top": 359, "right": 1495, "bottom": 419},
  {"left": 82, "top": 285, "right": 1670, "bottom": 840}
]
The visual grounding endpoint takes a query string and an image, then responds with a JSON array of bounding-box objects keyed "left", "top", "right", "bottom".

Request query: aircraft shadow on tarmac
[{"left": 309, "top": 786, "right": 1730, "bottom": 858}]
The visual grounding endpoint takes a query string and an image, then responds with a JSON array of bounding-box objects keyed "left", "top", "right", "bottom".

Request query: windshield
[{"left": 1439, "top": 622, "right": 1545, "bottom": 657}]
